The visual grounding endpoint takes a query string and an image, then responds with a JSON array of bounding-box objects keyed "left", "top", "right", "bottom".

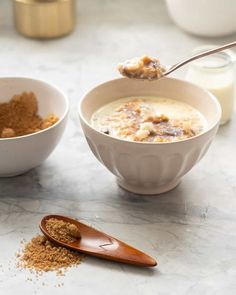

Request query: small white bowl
[
  {"left": 165, "top": 0, "right": 236, "bottom": 37},
  {"left": 79, "top": 77, "right": 221, "bottom": 195},
  {"left": 0, "top": 77, "right": 69, "bottom": 177}
]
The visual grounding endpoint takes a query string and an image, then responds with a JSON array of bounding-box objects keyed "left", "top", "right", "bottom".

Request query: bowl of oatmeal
[
  {"left": 79, "top": 77, "right": 221, "bottom": 195},
  {"left": 0, "top": 77, "right": 69, "bottom": 176}
]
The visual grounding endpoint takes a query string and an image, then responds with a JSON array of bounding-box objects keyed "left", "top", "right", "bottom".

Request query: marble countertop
[{"left": 1, "top": 0, "right": 236, "bottom": 294}]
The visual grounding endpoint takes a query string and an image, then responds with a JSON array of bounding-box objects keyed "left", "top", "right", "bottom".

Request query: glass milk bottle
[{"left": 186, "top": 48, "right": 235, "bottom": 125}]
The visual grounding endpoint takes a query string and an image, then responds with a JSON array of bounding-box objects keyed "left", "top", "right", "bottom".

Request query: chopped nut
[
  {"left": 1, "top": 128, "right": 15, "bottom": 138},
  {"left": 139, "top": 122, "right": 155, "bottom": 132},
  {"left": 134, "top": 129, "right": 150, "bottom": 141},
  {"left": 144, "top": 114, "right": 169, "bottom": 123}
]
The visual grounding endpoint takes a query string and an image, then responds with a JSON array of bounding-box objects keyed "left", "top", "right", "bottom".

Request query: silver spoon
[
  {"left": 163, "top": 40, "right": 236, "bottom": 77},
  {"left": 118, "top": 41, "right": 236, "bottom": 80}
]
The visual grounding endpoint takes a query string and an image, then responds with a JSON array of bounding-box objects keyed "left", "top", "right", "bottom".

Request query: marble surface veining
[{"left": 0, "top": 0, "right": 236, "bottom": 294}]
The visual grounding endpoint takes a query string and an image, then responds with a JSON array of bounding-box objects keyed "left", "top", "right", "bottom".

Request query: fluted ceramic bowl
[
  {"left": 0, "top": 77, "right": 69, "bottom": 177},
  {"left": 79, "top": 77, "right": 221, "bottom": 195}
]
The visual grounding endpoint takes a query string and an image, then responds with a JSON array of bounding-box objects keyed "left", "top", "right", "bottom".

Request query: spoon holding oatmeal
[
  {"left": 118, "top": 55, "right": 166, "bottom": 81},
  {"left": 118, "top": 41, "right": 236, "bottom": 81}
]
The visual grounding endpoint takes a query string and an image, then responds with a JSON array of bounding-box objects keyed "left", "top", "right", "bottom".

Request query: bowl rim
[
  {"left": 78, "top": 77, "right": 221, "bottom": 145},
  {"left": 0, "top": 76, "right": 69, "bottom": 142}
]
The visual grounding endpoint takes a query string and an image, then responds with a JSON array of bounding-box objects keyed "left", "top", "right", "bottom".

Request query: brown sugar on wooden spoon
[
  {"left": 45, "top": 218, "right": 81, "bottom": 243},
  {"left": 40, "top": 214, "right": 157, "bottom": 267},
  {"left": 17, "top": 219, "right": 82, "bottom": 275}
]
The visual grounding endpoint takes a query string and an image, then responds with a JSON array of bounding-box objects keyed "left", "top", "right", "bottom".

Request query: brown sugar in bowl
[{"left": 0, "top": 77, "right": 69, "bottom": 177}]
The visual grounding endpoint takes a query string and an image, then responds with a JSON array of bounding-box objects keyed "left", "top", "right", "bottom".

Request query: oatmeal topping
[
  {"left": 91, "top": 97, "right": 207, "bottom": 143},
  {"left": 118, "top": 55, "right": 166, "bottom": 80}
]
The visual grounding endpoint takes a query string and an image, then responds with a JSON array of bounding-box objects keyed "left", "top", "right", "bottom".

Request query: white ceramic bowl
[
  {"left": 79, "top": 77, "right": 221, "bottom": 195},
  {"left": 0, "top": 77, "right": 69, "bottom": 177},
  {"left": 165, "top": 0, "right": 236, "bottom": 37}
]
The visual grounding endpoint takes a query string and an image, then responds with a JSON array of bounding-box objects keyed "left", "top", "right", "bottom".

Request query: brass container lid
[{"left": 13, "top": 0, "right": 75, "bottom": 39}]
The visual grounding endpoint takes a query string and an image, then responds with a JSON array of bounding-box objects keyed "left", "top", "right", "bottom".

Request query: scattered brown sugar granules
[
  {"left": 17, "top": 235, "right": 82, "bottom": 275},
  {"left": 45, "top": 218, "right": 81, "bottom": 243},
  {"left": 0, "top": 91, "right": 59, "bottom": 138}
]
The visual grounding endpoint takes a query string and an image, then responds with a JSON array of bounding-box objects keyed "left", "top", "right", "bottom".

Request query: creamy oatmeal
[
  {"left": 91, "top": 97, "right": 207, "bottom": 143},
  {"left": 118, "top": 55, "right": 166, "bottom": 80}
]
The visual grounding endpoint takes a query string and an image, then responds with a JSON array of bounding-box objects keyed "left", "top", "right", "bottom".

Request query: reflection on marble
[{"left": 0, "top": 0, "right": 236, "bottom": 294}]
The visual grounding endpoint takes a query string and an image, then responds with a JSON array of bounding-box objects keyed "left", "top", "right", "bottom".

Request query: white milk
[
  {"left": 208, "top": 84, "right": 235, "bottom": 125},
  {"left": 186, "top": 50, "right": 235, "bottom": 125}
]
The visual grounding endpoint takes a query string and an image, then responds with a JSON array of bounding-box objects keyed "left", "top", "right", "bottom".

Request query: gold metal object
[{"left": 13, "top": 0, "right": 75, "bottom": 39}]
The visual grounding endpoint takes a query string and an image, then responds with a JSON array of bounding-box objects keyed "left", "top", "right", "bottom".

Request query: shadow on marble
[
  {"left": 217, "top": 119, "right": 235, "bottom": 138},
  {"left": 0, "top": 167, "right": 43, "bottom": 198},
  {"left": 84, "top": 255, "right": 159, "bottom": 277},
  {"left": 116, "top": 184, "right": 188, "bottom": 215}
]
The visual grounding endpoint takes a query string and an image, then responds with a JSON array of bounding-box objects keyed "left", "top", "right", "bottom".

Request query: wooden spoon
[{"left": 39, "top": 214, "right": 157, "bottom": 267}]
